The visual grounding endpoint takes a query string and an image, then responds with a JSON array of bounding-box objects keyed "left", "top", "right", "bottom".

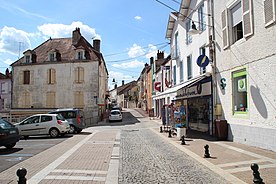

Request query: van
[{"left": 49, "top": 108, "right": 85, "bottom": 134}]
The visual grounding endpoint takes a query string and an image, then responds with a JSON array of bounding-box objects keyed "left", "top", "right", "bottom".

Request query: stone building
[{"left": 11, "top": 28, "right": 108, "bottom": 125}]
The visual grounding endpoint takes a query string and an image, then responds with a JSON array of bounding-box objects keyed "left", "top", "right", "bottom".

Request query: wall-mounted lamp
[{"left": 189, "top": 21, "right": 200, "bottom": 35}]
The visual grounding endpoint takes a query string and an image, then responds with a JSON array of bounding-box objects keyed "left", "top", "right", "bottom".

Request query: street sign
[{"left": 197, "top": 54, "right": 210, "bottom": 67}]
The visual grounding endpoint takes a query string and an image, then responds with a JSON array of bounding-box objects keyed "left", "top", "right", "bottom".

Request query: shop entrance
[{"left": 188, "top": 97, "right": 211, "bottom": 133}]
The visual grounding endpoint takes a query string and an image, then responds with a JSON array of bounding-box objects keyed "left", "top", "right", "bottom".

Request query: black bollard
[
  {"left": 204, "top": 144, "right": 211, "bottom": 158},
  {"left": 181, "top": 135, "right": 186, "bottom": 145},
  {"left": 251, "top": 163, "right": 264, "bottom": 184},
  {"left": 160, "top": 126, "right": 163, "bottom": 133},
  {"left": 168, "top": 129, "right": 172, "bottom": 138},
  {"left": 17, "top": 168, "right": 27, "bottom": 184}
]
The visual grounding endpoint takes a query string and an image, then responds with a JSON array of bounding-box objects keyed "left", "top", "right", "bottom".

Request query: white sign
[{"left": 238, "top": 78, "right": 246, "bottom": 92}]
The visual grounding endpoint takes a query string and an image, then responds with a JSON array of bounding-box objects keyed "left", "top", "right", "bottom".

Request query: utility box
[
  {"left": 214, "top": 104, "right": 222, "bottom": 116},
  {"left": 215, "top": 119, "right": 228, "bottom": 140}
]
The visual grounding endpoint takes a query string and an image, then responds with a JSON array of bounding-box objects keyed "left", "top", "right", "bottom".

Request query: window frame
[
  {"left": 23, "top": 70, "right": 30, "bottom": 85},
  {"left": 186, "top": 19, "right": 192, "bottom": 45},
  {"left": 25, "top": 55, "right": 31, "bottom": 63},
  {"left": 180, "top": 60, "right": 184, "bottom": 82},
  {"left": 187, "top": 55, "right": 193, "bottom": 80},
  {"left": 232, "top": 69, "right": 249, "bottom": 115},
  {"left": 198, "top": 3, "right": 206, "bottom": 32}
]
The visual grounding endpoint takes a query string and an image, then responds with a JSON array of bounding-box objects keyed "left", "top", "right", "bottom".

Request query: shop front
[{"left": 174, "top": 76, "right": 213, "bottom": 135}]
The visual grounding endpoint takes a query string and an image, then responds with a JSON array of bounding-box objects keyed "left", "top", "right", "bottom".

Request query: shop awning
[{"left": 152, "top": 75, "right": 207, "bottom": 100}]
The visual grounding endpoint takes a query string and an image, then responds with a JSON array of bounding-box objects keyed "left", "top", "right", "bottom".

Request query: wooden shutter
[
  {"left": 221, "top": 9, "right": 229, "bottom": 49},
  {"left": 264, "top": 0, "right": 276, "bottom": 26},
  {"left": 19, "top": 71, "right": 23, "bottom": 85},
  {"left": 52, "top": 69, "right": 56, "bottom": 84},
  {"left": 79, "top": 67, "right": 84, "bottom": 83},
  {"left": 243, "top": 0, "right": 253, "bottom": 37}
]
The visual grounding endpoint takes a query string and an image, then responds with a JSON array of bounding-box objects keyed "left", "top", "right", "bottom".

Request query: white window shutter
[
  {"left": 221, "top": 9, "right": 229, "bottom": 49},
  {"left": 264, "top": 0, "right": 276, "bottom": 26},
  {"left": 243, "top": 0, "right": 254, "bottom": 37}
]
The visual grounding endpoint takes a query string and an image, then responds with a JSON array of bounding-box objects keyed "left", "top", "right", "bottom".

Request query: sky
[{"left": 0, "top": 0, "right": 179, "bottom": 89}]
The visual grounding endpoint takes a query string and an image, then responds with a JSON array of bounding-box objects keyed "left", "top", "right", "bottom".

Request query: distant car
[
  {"left": 15, "top": 114, "right": 70, "bottom": 138},
  {"left": 0, "top": 119, "right": 20, "bottom": 149},
  {"left": 48, "top": 108, "right": 85, "bottom": 134},
  {"left": 109, "top": 110, "right": 122, "bottom": 122},
  {"left": 111, "top": 105, "right": 122, "bottom": 111}
]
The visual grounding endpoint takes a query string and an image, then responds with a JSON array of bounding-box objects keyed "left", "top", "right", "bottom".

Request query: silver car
[
  {"left": 15, "top": 114, "right": 70, "bottom": 138},
  {"left": 109, "top": 110, "right": 122, "bottom": 122}
]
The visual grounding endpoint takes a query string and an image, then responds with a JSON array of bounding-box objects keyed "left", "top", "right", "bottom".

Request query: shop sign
[
  {"left": 154, "top": 82, "right": 161, "bottom": 92},
  {"left": 177, "top": 81, "right": 211, "bottom": 99},
  {"left": 238, "top": 78, "right": 246, "bottom": 92}
]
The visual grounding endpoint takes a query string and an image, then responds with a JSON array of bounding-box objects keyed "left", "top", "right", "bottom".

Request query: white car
[
  {"left": 15, "top": 114, "right": 70, "bottom": 138},
  {"left": 109, "top": 110, "right": 122, "bottom": 122}
]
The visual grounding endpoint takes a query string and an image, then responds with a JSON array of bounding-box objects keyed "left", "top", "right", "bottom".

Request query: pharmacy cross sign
[{"left": 196, "top": 54, "right": 210, "bottom": 67}]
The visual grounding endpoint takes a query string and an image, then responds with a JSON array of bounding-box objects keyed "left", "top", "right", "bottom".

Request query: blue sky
[{"left": 0, "top": 0, "right": 179, "bottom": 89}]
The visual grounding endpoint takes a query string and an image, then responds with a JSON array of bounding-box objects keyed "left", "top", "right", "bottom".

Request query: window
[
  {"left": 175, "top": 32, "right": 179, "bottom": 58},
  {"left": 200, "top": 47, "right": 206, "bottom": 74},
  {"left": 25, "top": 55, "right": 31, "bottom": 63},
  {"left": 187, "top": 55, "right": 192, "bottom": 79},
  {"left": 1, "top": 82, "right": 8, "bottom": 94},
  {"left": 74, "top": 91, "right": 84, "bottom": 108},
  {"left": 49, "top": 52, "right": 55, "bottom": 61},
  {"left": 173, "top": 65, "right": 176, "bottom": 85},
  {"left": 198, "top": 3, "right": 206, "bottom": 31},
  {"left": 264, "top": 0, "right": 276, "bottom": 26},
  {"left": 41, "top": 115, "right": 52, "bottom": 122},
  {"left": 76, "top": 51, "right": 84, "bottom": 60},
  {"left": 231, "top": 2, "right": 243, "bottom": 43},
  {"left": 75, "top": 67, "right": 84, "bottom": 83},
  {"left": 47, "top": 68, "right": 56, "bottom": 84},
  {"left": 221, "top": 0, "right": 253, "bottom": 49},
  {"left": 180, "top": 60, "right": 184, "bottom": 82},
  {"left": 22, "top": 92, "right": 30, "bottom": 108},
  {"left": 186, "top": 20, "right": 192, "bottom": 44},
  {"left": 232, "top": 69, "right": 248, "bottom": 114},
  {"left": 46, "top": 92, "right": 55, "bottom": 108},
  {"left": 23, "top": 70, "right": 30, "bottom": 84}
]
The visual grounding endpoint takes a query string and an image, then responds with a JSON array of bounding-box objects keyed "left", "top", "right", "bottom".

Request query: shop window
[{"left": 232, "top": 69, "right": 248, "bottom": 114}]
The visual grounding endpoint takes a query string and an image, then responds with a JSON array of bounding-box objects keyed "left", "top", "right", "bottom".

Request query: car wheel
[
  {"left": 69, "top": 125, "right": 76, "bottom": 134},
  {"left": 49, "top": 128, "right": 60, "bottom": 138},
  {"left": 5, "top": 143, "right": 16, "bottom": 149},
  {"left": 76, "top": 129, "right": 82, "bottom": 134}
]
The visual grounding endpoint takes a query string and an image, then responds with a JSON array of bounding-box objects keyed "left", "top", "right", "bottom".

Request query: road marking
[
  {"left": 216, "top": 159, "right": 271, "bottom": 168},
  {"left": 45, "top": 175, "right": 106, "bottom": 181},
  {"left": 51, "top": 169, "right": 108, "bottom": 174},
  {"left": 227, "top": 163, "right": 276, "bottom": 173},
  {"left": 28, "top": 130, "right": 98, "bottom": 184}
]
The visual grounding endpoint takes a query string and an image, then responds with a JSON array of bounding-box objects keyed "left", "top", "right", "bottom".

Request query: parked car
[
  {"left": 15, "top": 114, "right": 70, "bottom": 138},
  {"left": 111, "top": 105, "right": 122, "bottom": 111},
  {"left": 109, "top": 110, "right": 122, "bottom": 122},
  {"left": 0, "top": 119, "right": 20, "bottom": 149},
  {"left": 48, "top": 108, "right": 85, "bottom": 134}
]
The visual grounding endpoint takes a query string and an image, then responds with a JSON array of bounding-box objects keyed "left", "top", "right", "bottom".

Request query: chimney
[
  {"left": 5, "top": 68, "right": 10, "bottom": 78},
  {"left": 72, "top": 27, "right": 81, "bottom": 46},
  {"left": 122, "top": 80, "right": 124, "bottom": 86},
  {"left": 150, "top": 57, "right": 154, "bottom": 65},
  {"left": 145, "top": 63, "right": 148, "bottom": 67},
  {"left": 115, "top": 84, "right": 117, "bottom": 89},
  {"left": 157, "top": 50, "right": 164, "bottom": 60},
  {"left": 93, "top": 39, "right": 101, "bottom": 52}
]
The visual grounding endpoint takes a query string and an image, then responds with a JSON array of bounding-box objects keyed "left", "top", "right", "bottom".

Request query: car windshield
[{"left": 0, "top": 119, "right": 14, "bottom": 129}]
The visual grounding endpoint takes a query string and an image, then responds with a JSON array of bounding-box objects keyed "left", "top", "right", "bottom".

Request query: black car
[{"left": 0, "top": 119, "right": 20, "bottom": 149}]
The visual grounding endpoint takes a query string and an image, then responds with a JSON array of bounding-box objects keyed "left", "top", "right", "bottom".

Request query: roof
[
  {"left": 11, "top": 36, "right": 101, "bottom": 66},
  {"left": 117, "top": 81, "right": 137, "bottom": 95},
  {"left": 165, "top": 12, "right": 178, "bottom": 39}
]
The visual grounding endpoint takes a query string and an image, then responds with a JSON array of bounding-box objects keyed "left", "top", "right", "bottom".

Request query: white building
[{"left": 214, "top": 0, "right": 276, "bottom": 151}]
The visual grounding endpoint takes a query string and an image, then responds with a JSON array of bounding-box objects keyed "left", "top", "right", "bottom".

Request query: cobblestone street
[{"left": 119, "top": 128, "right": 229, "bottom": 184}]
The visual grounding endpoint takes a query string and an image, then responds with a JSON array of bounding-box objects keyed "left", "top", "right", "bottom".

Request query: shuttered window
[
  {"left": 74, "top": 67, "right": 84, "bottom": 83},
  {"left": 74, "top": 91, "right": 84, "bottom": 108},
  {"left": 23, "top": 70, "right": 30, "bottom": 85},
  {"left": 243, "top": 0, "right": 253, "bottom": 37},
  {"left": 47, "top": 68, "right": 56, "bottom": 84},
  {"left": 22, "top": 92, "right": 30, "bottom": 108},
  {"left": 264, "top": 0, "right": 276, "bottom": 26},
  {"left": 46, "top": 92, "right": 55, "bottom": 108},
  {"left": 221, "top": 9, "right": 229, "bottom": 49}
]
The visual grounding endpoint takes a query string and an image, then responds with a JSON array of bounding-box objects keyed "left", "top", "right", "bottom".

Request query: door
[
  {"left": 39, "top": 115, "right": 54, "bottom": 134},
  {"left": 18, "top": 115, "right": 40, "bottom": 136}
]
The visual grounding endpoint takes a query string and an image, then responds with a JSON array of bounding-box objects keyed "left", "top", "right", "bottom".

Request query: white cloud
[
  {"left": 0, "top": 26, "right": 31, "bottom": 55},
  {"left": 128, "top": 44, "right": 145, "bottom": 58},
  {"left": 112, "top": 60, "right": 144, "bottom": 69},
  {"left": 146, "top": 44, "right": 158, "bottom": 59},
  {"left": 135, "top": 16, "right": 142, "bottom": 20},
  {"left": 37, "top": 21, "right": 101, "bottom": 41}
]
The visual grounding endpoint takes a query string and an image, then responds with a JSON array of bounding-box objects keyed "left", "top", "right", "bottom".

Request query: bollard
[
  {"left": 160, "top": 126, "right": 163, "bottom": 133},
  {"left": 204, "top": 144, "right": 211, "bottom": 158},
  {"left": 181, "top": 135, "right": 186, "bottom": 145},
  {"left": 164, "top": 126, "right": 167, "bottom": 132},
  {"left": 17, "top": 168, "right": 27, "bottom": 184},
  {"left": 251, "top": 163, "right": 264, "bottom": 184},
  {"left": 168, "top": 129, "right": 172, "bottom": 138}
]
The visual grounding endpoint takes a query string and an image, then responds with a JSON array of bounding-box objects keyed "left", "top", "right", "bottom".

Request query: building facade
[
  {"left": 214, "top": 0, "right": 276, "bottom": 151},
  {"left": 0, "top": 69, "right": 12, "bottom": 114},
  {"left": 11, "top": 28, "right": 108, "bottom": 125}
]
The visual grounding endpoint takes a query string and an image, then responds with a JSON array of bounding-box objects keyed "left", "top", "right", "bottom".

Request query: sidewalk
[
  {"left": 135, "top": 108, "right": 276, "bottom": 184},
  {"left": 0, "top": 129, "right": 120, "bottom": 184}
]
